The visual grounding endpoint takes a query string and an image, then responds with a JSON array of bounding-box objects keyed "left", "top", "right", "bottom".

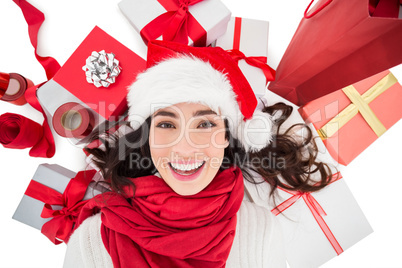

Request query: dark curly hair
[{"left": 86, "top": 102, "right": 334, "bottom": 198}]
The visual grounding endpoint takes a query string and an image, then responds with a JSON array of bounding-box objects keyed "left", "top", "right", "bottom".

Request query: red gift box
[
  {"left": 52, "top": 26, "right": 146, "bottom": 120},
  {"left": 37, "top": 26, "right": 146, "bottom": 143},
  {"left": 299, "top": 70, "right": 402, "bottom": 165}
]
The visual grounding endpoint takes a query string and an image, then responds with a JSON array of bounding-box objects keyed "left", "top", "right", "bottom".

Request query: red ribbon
[
  {"left": 233, "top": 17, "right": 242, "bottom": 50},
  {"left": 13, "top": 0, "right": 61, "bottom": 79},
  {"left": 0, "top": 113, "right": 45, "bottom": 154},
  {"left": 228, "top": 49, "right": 276, "bottom": 84},
  {"left": 271, "top": 173, "right": 344, "bottom": 255},
  {"left": 140, "top": 0, "right": 207, "bottom": 46},
  {"left": 228, "top": 17, "right": 275, "bottom": 84},
  {"left": 24, "top": 170, "right": 96, "bottom": 244},
  {"left": 13, "top": 0, "right": 61, "bottom": 158},
  {"left": 304, "top": 0, "right": 333, "bottom": 19},
  {"left": 0, "top": 72, "right": 10, "bottom": 97}
]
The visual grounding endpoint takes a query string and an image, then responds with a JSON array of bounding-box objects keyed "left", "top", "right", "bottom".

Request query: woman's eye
[
  {"left": 156, "top": 122, "right": 175, "bottom": 129},
  {"left": 198, "top": 121, "right": 216, "bottom": 129}
]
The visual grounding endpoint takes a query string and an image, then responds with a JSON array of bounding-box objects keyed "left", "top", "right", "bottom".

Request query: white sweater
[{"left": 63, "top": 200, "right": 286, "bottom": 268}]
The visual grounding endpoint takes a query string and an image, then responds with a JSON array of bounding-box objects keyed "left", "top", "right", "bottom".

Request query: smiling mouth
[{"left": 169, "top": 161, "right": 206, "bottom": 176}]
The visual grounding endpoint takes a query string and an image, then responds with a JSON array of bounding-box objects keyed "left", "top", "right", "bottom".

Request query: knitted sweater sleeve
[
  {"left": 226, "top": 200, "right": 287, "bottom": 268},
  {"left": 63, "top": 213, "right": 113, "bottom": 268}
]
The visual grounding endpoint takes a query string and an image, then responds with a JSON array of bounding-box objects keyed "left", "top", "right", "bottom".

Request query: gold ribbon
[{"left": 318, "top": 73, "right": 397, "bottom": 140}]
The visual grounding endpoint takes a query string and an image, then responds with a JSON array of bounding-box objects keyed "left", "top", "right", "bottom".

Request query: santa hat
[{"left": 127, "top": 40, "right": 274, "bottom": 152}]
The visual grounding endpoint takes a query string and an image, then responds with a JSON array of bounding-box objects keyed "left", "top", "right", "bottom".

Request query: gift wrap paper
[{"left": 299, "top": 70, "right": 402, "bottom": 165}]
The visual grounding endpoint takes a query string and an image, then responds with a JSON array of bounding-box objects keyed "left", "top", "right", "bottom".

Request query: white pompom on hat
[{"left": 127, "top": 40, "right": 274, "bottom": 152}]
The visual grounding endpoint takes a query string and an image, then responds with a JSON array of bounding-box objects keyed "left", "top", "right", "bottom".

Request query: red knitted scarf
[{"left": 77, "top": 167, "right": 244, "bottom": 268}]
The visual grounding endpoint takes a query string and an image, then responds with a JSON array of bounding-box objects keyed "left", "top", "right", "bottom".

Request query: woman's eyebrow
[
  {"left": 193, "top": 109, "right": 217, "bottom": 117},
  {"left": 153, "top": 110, "right": 177, "bottom": 118}
]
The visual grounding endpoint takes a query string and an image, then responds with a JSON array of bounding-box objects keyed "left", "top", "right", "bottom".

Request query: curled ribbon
[
  {"left": 0, "top": 113, "right": 44, "bottom": 154},
  {"left": 140, "top": 0, "right": 207, "bottom": 46},
  {"left": 271, "top": 173, "right": 343, "bottom": 255},
  {"left": 0, "top": 72, "right": 10, "bottom": 97},
  {"left": 24, "top": 170, "right": 97, "bottom": 244},
  {"left": 14, "top": 0, "right": 61, "bottom": 158},
  {"left": 228, "top": 49, "right": 276, "bottom": 84}
]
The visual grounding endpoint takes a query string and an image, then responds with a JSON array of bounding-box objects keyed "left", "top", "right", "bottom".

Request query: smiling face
[{"left": 149, "top": 102, "right": 229, "bottom": 196}]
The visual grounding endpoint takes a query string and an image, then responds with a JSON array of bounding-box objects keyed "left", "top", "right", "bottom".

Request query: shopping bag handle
[{"left": 304, "top": 0, "right": 333, "bottom": 18}]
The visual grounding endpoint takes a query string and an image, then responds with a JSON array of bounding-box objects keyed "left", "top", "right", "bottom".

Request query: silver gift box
[{"left": 13, "top": 164, "right": 104, "bottom": 231}]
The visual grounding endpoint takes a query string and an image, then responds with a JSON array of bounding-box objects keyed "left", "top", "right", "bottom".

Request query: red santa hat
[{"left": 127, "top": 40, "right": 274, "bottom": 152}]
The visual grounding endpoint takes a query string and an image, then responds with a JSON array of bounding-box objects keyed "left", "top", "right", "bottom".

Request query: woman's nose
[{"left": 171, "top": 131, "right": 201, "bottom": 156}]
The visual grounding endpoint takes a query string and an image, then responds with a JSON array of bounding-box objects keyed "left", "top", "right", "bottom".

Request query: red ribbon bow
[
  {"left": 228, "top": 49, "right": 276, "bottom": 84},
  {"left": 140, "top": 0, "right": 207, "bottom": 46},
  {"left": 24, "top": 170, "right": 96, "bottom": 244},
  {"left": 271, "top": 173, "right": 344, "bottom": 255}
]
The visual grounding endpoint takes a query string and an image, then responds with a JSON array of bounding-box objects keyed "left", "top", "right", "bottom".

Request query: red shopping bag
[{"left": 268, "top": 0, "right": 402, "bottom": 106}]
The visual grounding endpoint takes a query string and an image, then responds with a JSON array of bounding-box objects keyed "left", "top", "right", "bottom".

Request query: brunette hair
[{"left": 86, "top": 102, "right": 334, "bottom": 196}]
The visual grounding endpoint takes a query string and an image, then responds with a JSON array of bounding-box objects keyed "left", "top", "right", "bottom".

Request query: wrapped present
[
  {"left": 271, "top": 173, "right": 373, "bottom": 267},
  {"left": 299, "top": 70, "right": 402, "bottom": 165},
  {"left": 37, "top": 26, "right": 146, "bottom": 144},
  {"left": 215, "top": 17, "right": 274, "bottom": 97},
  {"left": 118, "top": 0, "right": 231, "bottom": 47},
  {"left": 243, "top": 90, "right": 372, "bottom": 267},
  {"left": 13, "top": 164, "right": 105, "bottom": 244}
]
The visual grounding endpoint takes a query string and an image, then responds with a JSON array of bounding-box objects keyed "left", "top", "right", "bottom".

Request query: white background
[{"left": 0, "top": 0, "right": 401, "bottom": 267}]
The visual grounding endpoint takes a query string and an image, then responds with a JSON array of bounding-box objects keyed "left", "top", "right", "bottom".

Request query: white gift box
[
  {"left": 273, "top": 175, "right": 373, "bottom": 268},
  {"left": 215, "top": 17, "right": 270, "bottom": 97},
  {"left": 37, "top": 79, "right": 105, "bottom": 145},
  {"left": 13, "top": 164, "right": 104, "bottom": 241},
  {"left": 244, "top": 90, "right": 373, "bottom": 267},
  {"left": 118, "top": 0, "right": 231, "bottom": 47}
]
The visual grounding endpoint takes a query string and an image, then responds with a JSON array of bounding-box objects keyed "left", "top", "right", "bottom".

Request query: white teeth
[{"left": 170, "top": 161, "right": 204, "bottom": 171}]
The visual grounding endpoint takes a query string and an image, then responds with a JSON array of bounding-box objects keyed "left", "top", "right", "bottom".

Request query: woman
[{"left": 63, "top": 41, "right": 333, "bottom": 267}]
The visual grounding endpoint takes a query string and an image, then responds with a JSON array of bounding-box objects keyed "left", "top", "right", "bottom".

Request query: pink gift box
[{"left": 298, "top": 70, "right": 402, "bottom": 165}]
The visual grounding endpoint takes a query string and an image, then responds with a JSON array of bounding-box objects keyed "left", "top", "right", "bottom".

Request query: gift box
[
  {"left": 271, "top": 173, "right": 373, "bottom": 268},
  {"left": 243, "top": 90, "right": 372, "bottom": 267},
  {"left": 13, "top": 164, "right": 105, "bottom": 244},
  {"left": 118, "top": 0, "right": 231, "bottom": 47},
  {"left": 298, "top": 70, "right": 402, "bottom": 165},
  {"left": 37, "top": 26, "right": 146, "bottom": 144},
  {"left": 215, "top": 17, "right": 274, "bottom": 97}
]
